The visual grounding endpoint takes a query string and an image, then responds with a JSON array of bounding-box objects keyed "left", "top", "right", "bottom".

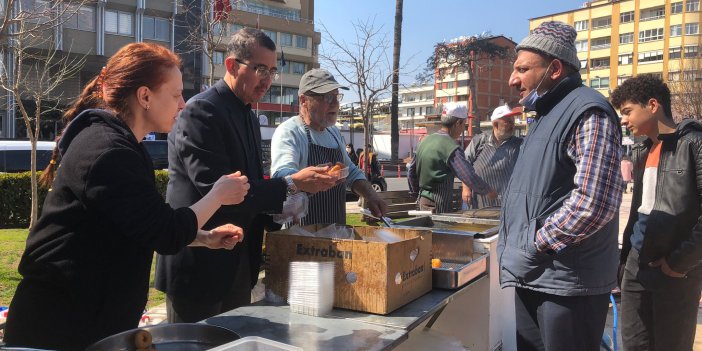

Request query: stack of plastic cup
[{"left": 287, "top": 261, "right": 335, "bottom": 317}]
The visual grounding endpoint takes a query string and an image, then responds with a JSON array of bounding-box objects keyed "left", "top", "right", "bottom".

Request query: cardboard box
[{"left": 264, "top": 225, "right": 432, "bottom": 315}]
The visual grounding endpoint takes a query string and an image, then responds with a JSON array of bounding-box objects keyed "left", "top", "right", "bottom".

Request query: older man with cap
[
  {"left": 462, "top": 104, "right": 523, "bottom": 209},
  {"left": 271, "top": 68, "right": 387, "bottom": 224},
  {"left": 498, "top": 21, "right": 623, "bottom": 351},
  {"left": 408, "top": 102, "right": 496, "bottom": 213}
]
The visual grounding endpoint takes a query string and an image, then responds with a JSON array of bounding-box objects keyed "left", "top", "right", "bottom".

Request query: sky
[{"left": 315, "top": 0, "right": 587, "bottom": 101}]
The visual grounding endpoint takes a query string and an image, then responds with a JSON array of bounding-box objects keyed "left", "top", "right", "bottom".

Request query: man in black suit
[{"left": 155, "top": 28, "right": 338, "bottom": 323}]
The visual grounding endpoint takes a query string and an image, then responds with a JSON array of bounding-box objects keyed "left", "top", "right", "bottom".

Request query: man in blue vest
[{"left": 499, "top": 21, "right": 624, "bottom": 350}]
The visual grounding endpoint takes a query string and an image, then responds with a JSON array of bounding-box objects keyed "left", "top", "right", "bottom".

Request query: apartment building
[
  {"left": 398, "top": 83, "right": 435, "bottom": 130},
  {"left": 433, "top": 35, "right": 521, "bottom": 121},
  {"left": 530, "top": 0, "right": 702, "bottom": 98},
  {"left": 1, "top": 0, "right": 178, "bottom": 139},
  {"left": 178, "top": 0, "right": 320, "bottom": 126}
]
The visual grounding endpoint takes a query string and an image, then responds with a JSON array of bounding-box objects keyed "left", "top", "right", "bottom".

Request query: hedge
[{"left": 1, "top": 170, "right": 169, "bottom": 229}]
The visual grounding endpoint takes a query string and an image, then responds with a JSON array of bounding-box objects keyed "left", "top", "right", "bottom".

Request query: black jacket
[
  {"left": 5, "top": 109, "right": 198, "bottom": 350},
  {"left": 621, "top": 119, "right": 702, "bottom": 276},
  {"left": 155, "top": 80, "right": 286, "bottom": 303}
]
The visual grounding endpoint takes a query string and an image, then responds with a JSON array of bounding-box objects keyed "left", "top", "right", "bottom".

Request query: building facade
[
  {"left": 433, "top": 35, "right": 521, "bottom": 121},
  {"left": 531, "top": 0, "right": 702, "bottom": 98},
  {"left": 0, "top": 0, "right": 179, "bottom": 139},
  {"left": 178, "top": 0, "right": 320, "bottom": 127},
  {"left": 398, "top": 83, "right": 435, "bottom": 130}
]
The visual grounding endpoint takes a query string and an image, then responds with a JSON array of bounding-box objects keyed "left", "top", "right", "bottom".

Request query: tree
[
  {"left": 421, "top": 34, "right": 512, "bottom": 135},
  {"left": 177, "top": 0, "right": 234, "bottom": 88},
  {"left": 668, "top": 56, "right": 702, "bottom": 122},
  {"left": 0, "top": 0, "right": 88, "bottom": 228},
  {"left": 320, "top": 18, "right": 393, "bottom": 178},
  {"left": 390, "top": 0, "right": 403, "bottom": 164}
]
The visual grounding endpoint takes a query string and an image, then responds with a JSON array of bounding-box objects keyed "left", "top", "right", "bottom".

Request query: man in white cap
[
  {"left": 408, "top": 102, "right": 496, "bottom": 213},
  {"left": 271, "top": 68, "right": 387, "bottom": 224},
  {"left": 462, "top": 104, "right": 523, "bottom": 209},
  {"left": 499, "top": 21, "right": 623, "bottom": 350}
]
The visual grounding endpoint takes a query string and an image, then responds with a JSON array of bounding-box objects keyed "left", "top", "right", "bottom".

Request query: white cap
[
  {"left": 490, "top": 104, "right": 521, "bottom": 122},
  {"left": 441, "top": 102, "right": 468, "bottom": 119}
]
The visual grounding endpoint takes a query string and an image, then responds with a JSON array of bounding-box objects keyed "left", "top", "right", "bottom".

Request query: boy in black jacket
[{"left": 611, "top": 75, "right": 702, "bottom": 351}]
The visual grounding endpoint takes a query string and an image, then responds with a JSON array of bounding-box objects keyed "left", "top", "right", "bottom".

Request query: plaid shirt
[
  {"left": 535, "top": 109, "right": 624, "bottom": 253},
  {"left": 408, "top": 130, "right": 491, "bottom": 196}
]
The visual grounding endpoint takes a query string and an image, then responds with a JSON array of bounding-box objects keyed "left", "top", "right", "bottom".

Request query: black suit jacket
[{"left": 155, "top": 80, "right": 286, "bottom": 302}]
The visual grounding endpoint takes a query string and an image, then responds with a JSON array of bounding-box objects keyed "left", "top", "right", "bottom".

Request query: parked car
[
  {"left": 142, "top": 140, "right": 168, "bottom": 170},
  {"left": 0, "top": 140, "right": 55, "bottom": 173}
]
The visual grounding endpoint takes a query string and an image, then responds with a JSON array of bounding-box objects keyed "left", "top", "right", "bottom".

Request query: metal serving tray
[
  {"left": 86, "top": 323, "right": 240, "bottom": 351},
  {"left": 432, "top": 230, "right": 489, "bottom": 289},
  {"left": 393, "top": 215, "right": 499, "bottom": 238}
]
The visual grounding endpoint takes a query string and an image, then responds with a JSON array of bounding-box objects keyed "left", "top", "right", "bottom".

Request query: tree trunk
[{"left": 390, "top": 0, "right": 403, "bottom": 164}]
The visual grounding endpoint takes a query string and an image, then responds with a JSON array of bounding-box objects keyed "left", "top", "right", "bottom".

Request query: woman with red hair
[{"left": 4, "top": 42, "right": 250, "bottom": 350}]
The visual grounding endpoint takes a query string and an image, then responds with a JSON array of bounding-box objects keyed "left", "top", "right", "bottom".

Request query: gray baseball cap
[{"left": 299, "top": 68, "right": 349, "bottom": 94}]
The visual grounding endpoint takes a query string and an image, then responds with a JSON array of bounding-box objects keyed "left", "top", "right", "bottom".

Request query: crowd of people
[{"left": 3, "top": 21, "right": 701, "bottom": 351}]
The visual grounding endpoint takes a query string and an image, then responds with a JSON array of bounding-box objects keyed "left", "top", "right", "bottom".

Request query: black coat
[
  {"left": 155, "top": 80, "right": 286, "bottom": 303},
  {"left": 5, "top": 109, "right": 198, "bottom": 350},
  {"left": 621, "top": 119, "right": 702, "bottom": 276}
]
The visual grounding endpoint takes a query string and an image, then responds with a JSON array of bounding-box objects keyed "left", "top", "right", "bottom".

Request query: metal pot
[{"left": 86, "top": 323, "right": 240, "bottom": 351}]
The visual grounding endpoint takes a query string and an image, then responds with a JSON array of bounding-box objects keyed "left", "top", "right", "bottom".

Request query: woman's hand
[
  {"left": 194, "top": 223, "right": 244, "bottom": 249},
  {"left": 212, "top": 171, "right": 250, "bottom": 205}
]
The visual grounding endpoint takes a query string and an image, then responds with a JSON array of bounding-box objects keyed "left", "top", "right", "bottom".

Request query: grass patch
[{"left": 0, "top": 228, "right": 164, "bottom": 308}]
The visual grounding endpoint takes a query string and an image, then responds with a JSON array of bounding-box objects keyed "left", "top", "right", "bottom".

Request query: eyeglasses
[
  {"left": 235, "top": 58, "right": 279, "bottom": 80},
  {"left": 305, "top": 92, "right": 344, "bottom": 104}
]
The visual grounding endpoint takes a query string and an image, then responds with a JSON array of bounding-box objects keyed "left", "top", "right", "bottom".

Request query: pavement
[{"left": 134, "top": 190, "right": 700, "bottom": 349}]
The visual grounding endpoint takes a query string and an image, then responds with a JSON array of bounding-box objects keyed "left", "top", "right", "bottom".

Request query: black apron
[{"left": 300, "top": 120, "right": 346, "bottom": 225}]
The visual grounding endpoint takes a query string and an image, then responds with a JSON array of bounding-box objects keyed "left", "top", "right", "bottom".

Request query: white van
[{"left": 0, "top": 140, "right": 56, "bottom": 173}]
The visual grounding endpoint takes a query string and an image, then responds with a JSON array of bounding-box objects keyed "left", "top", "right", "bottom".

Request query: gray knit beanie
[{"left": 516, "top": 21, "right": 580, "bottom": 70}]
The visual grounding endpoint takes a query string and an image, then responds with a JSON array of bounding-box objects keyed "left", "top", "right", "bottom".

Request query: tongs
[{"left": 360, "top": 208, "right": 395, "bottom": 228}]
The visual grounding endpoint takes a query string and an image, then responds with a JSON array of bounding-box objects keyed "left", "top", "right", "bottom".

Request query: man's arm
[
  {"left": 407, "top": 154, "right": 419, "bottom": 196},
  {"left": 270, "top": 123, "right": 305, "bottom": 178},
  {"left": 352, "top": 179, "right": 388, "bottom": 217},
  {"left": 175, "top": 99, "right": 286, "bottom": 214},
  {"left": 535, "top": 109, "right": 624, "bottom": 254},
  {"left": 448, "top": 149, "right": 494, "bottom": 196},
  {"left": 666, "top": 138, "right": 702, "bottom": 274}
]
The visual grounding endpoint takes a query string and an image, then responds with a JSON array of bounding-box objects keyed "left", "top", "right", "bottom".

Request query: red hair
[{"left": 41, "top": 43, "right": 182, "bottom": 187}]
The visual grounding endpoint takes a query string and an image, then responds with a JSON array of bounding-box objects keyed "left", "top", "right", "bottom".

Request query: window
[
  {"left": 670, "top": 46, "right": 682, "bottom": 59},
  {"left": 672, "top": 1, "right": 683, "bottom": 14},
  {"left": 685, "top": 23, "right": 699, "bottom": 35},
  {"left": 671, "top": 24, "right": 683, "bottom": 37},
  {"left": 618, "top": 53, "right": 633, "bottom": 65},
  {"left": 407, "top": 108, "right": 415, "bottom": 117},
  {"left": 261, "top": 29, "right": 276, "bottom": 43},
  {"left": 687, "top": 0, "right": 700, "bottom": 12},
  {"left": 105, "top": 10, "right": 133, "bottom": 36},
  {"left": 640, "top": 6, "right": 665, "bottom": 21},
  {"left": 446, "top": 81, "right": 455, "bottom": 89},
  {"left": 619, "top": 32, "right": 634, "bottom": 44},
  {"left": 590, "top": 77, "right": 609, "bottom": 89},
  {"left": 684, "top": 45, "right": 700, "bottom": 58},
  {"left": 683, "top": 70, "right": 700, "bottom": 81},
  {"left": 63, "top": 5, "right": 95, "bottom": 31},
  {"left": 591, "top": 37, "right": 610, "bottom": 50},
  {"left": 620, "top": 11, "right": 634, "bottom": 23},
  {"left": 575, "top": 39, "right": 589, "bottom": 52},
  {"left": 295, "top": 35, "right": 308, "bottom": 49},
  {"left": 669, "top": 71, "right": 681, "bottom": 81},
  {"left": 457, "top": 80, "right": 469, "bottom": 88},
  {"left": 590, "top": 57, "right": 610, "bottom": 69},
  {"left": 213, "top": 51, "right": 225, "bottom": 65},
  {"left": 617, "top": 76, "right": 631, "bottom": 86},
  {"left": 280, "top": 32, "right": 292, "bottom": 47},
  {"left": 592, "top": 16, "right": 612, "bottom": 29},
  {"left": 580, "top": 59, "right": 588, "bottom": 71},
  {"left": 277, "top": 59, "right": 289, "bottom": 74},
  {"left": 143, "top": 16, "right": 170, "bottom": 41},
  {"left": 291, "top": 61, "right": 306, "bottom": 75},
  {"left": 426, "top": 106, "right": 434, "bottom": 115},
  {"left": 639, "top": 28, "right": 664, "bottom": 42},
  {"left": 457, "top": 95, "right": 468, "bottom": 102},
  {"left": 638, "top": 50, "right": 664, "bottom": 63},
  {"left": 575, "top": 20, "right": 589, "bottom": 31}
]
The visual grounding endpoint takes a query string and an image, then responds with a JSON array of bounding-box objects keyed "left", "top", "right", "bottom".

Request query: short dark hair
[
  {"left": 610, "top": 74, "right": 672, "bottom": 120},
  {"left": 228, "top": 28, "right": 276, "bottom": 60}
]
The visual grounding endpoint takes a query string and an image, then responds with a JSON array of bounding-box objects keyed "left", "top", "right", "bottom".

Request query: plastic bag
[{"left": 272, "top": 192, "right": 309, "bottom": 224}]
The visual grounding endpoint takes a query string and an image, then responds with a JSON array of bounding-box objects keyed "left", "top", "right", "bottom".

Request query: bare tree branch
[{"left": 668, "top": 56, "right": 702, "bottom": 122}]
